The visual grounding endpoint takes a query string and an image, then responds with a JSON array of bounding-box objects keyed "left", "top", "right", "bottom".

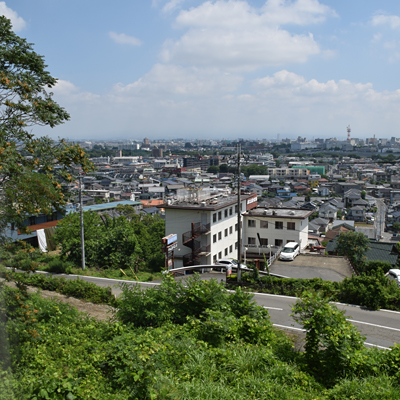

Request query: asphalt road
[{"left": 47, "top": 271, "right": 400, "bottom": 350}]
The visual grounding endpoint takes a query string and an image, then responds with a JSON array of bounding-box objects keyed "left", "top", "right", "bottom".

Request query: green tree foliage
[
  {"left": 393, "top": 222, "right": 400, "bottom": 233},
  {"left": 0, "top": 16, "right": 93, "bottom": 238},
  {"left": 219, "top": 163, "right": 229, "bottom": 173},
  {"left": 292, "top": 292, "right": 365, "bottom": 385},
  {"left": 241, "top": 164, "right": 268, "bottom": 177},
  {"left": 3, "top": 276, "right": 400, "bottom": 398},
  {"left": 336, "top": 231, "right": 369, "bottom": 268},
  {"left": 54, "top": 210, "right": 165, "bottom": 271},
  {"left": 207, "top": 165, "right": 219, "bottom": 173}
]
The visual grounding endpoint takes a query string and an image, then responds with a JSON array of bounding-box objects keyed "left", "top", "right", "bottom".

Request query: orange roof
[
  {"left": 140, "top": 199, "right": 165, "bottom": 208},
  {"left": 17, "top": 220, "right": 60, "bottom": 234}
]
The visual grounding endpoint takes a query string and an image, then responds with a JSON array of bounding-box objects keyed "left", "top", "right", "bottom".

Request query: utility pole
[
  {"left": 79, "top": 175, "right": 86, "bottom": 271},
  {"left": 237, "top": 143, "right": 242, "bottom": 282}
]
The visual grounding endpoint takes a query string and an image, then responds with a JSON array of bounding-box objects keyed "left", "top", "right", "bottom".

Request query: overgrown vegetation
[
  {"left": 228, "top": 268, "right": 400, "bottom": 311},
  {"left": 1, "top": 275, "right": 400, "bottom": 399},
  {"left": 54, "top": 208, "right": 165, "bottom": 272},
  {"left": 1, "top": 270, "right": 116, "bottom": 306}
]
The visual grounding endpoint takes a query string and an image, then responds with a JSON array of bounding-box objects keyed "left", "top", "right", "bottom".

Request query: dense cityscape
[{"left": 3, "top": 0, "right": 400, "bottom": 398}]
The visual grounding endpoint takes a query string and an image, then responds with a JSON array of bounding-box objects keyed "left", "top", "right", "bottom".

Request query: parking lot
[{"left": 270, "top": 254, "right": 353, "bottom": 281}]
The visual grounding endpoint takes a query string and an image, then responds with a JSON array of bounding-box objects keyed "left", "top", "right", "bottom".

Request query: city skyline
[{"left": 5, "top": 1, "right": 400, "bottom": 140}]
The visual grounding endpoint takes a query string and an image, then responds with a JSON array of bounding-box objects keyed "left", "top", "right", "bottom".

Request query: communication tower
[{"left": 347, "top": 125, "right": 351, "bottom": 142}]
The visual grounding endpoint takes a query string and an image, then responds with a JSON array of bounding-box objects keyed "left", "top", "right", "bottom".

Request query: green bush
[
  {"left": 2, "top": 271, "right": 116, "bottom": 305},
  {"left": 46, "top": 258, "right": 69, "bottom": 273}
]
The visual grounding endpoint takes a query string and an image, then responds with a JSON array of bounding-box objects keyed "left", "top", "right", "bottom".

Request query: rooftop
[
  {"left": 245, "top": 207, "right": 313, "bottom": 219},
  {"left": 160, "top": 193, "right": 255, "bottom": 211}
]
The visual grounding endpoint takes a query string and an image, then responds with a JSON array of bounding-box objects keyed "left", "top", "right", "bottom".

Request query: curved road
[{"left": 50, "top": 272, "right": 400, "bottom": 350}]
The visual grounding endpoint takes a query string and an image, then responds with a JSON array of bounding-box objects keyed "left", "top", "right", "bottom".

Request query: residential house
[
  {"left": 161, "top": 192, "right": 258, "bottom": 269},
  {"left": 310, "top": 217, "right": 330, "bottom": 233},
  {"left": 242, "top": 208, "right": 313, "bottom": 259},
  {"left": 318, "top": 203, "right": 338, "bottom": 221},
  {"left": 347, "top": 206, "right": 365, "bottom": 222}
]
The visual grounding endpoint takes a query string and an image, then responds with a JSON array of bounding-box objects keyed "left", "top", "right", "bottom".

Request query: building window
[
  {"left": 229, "top": 207, "right": 233, "bottom": 216},
  {"left": 260, "top": 221, "right": 268, "bottom": 229},
  {"left": 225, "top": 248, "right": 228, "bottom": 256},
  {"left": 235, "top": 223, "right": 238, "bottom": 231},
  {"left": 218, "top": 251, "right": 222, "bottom": 259},
  {"left": 260, "top": 238, "right": 268, "bottom": 246},
  {"left": 29, "top": 216, "right": 36, "bottom": 226},
  {"left": 218, "top": 211, "right": 222, "bottom": 220},
  {"left": 275, "top": 239, "right": 283, "bottom": 246},
  {"left": 213, "top": 213, "right": 217, "bottom": 223},
  {"left": 230, "top": 245, "right": 233, "bottom": 253},
  {"left": 229, "top": 226, "right": 233, "bottom": 234},
  {"left": 224, "top": 209, "right": 228, "bottom": 218},
  {"left": 248, "top": 219, "right": 256, "bottom": 228},
  {"left": 218, "top": 231, "right": 222, "bottom": 240},
  {"left": 235, "top": 242, "right": 238, "bottom": 249},
  {"left": 248, "top": 237, "right": 256, "bottom": 245},
  {"left": 213, "top": 234, "right": 217, "bottom": 243},
  {"left": 225, "top": 228, "right": 228, "bottom": 237},
  {"left": 213, "top": 255, "right": 217, "bottom": 263},
  {"left": 235, "top": 205, "right": 238, "bottom": 213},
  {"left": 287, "top": 222, "right": 295, "bottom": 230},
  {"left": 275, "top": 221, "right": 283, "bottom": 230}
]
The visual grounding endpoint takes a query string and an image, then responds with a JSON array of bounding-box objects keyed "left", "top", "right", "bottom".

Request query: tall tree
[
  {"left": 0, "top": 16, "right": 93, "bottom": 238},
  {"left": 336, "top": 231, "right": 369, "bottom": 268}
]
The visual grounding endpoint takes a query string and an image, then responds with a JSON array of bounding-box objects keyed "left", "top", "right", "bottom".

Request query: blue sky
[{"left": 5, "top": 0, "right": 400, "bottom": 141}]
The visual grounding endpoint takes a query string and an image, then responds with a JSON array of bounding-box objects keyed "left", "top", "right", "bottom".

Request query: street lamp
[{"left": 244, "top": 247, "right": 248, "bottom": 264}]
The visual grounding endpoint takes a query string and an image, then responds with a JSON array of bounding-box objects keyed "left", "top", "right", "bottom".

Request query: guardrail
[{"left": 164, "top": 264, "right": 289, "bottom": 278}]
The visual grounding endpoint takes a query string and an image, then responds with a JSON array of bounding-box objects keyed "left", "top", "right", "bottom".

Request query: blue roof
[{"left": 66, "top": 200, "right": 141, "bottom": 214}]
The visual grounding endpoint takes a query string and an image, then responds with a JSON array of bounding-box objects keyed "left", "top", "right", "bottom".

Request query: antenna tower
[{"left": 347, "top": 125, "right": 351, "bottom": 142}]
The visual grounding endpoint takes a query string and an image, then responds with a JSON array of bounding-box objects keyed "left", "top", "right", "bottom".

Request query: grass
[{"left": 65, "top": 266, "right": 162, "bottom": 282}]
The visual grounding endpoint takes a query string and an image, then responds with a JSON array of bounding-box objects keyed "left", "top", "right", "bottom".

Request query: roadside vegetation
[
  {"left": 1, "top": 275, "right": 400, "bottom": 399},
  {"left": 227, "top": 268, "right": 400, "bottom": 311}
]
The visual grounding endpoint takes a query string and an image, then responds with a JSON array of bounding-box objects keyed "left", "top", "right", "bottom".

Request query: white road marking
[
  {"left": 273, "top": 324, "right": 305, "bottom": 332},
  {"left": 263, "top": 306, "right": 283, "bottom": 311},
  {"left": 364, "top": 343, "right": 391, "bottom": 350},
  {"left": 349, "top": 319, "right": 400, "bottom": 332}
]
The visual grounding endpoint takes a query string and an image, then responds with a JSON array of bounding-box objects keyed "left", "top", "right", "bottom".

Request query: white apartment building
[
  {"left": 269, "top": 168, "right": 309, "bottom": 179},
  {"left": 162, "top": 193, "right": 257, "bottom": 268},
  {"left": 242, "top": 208, "right": 312, "bottom": 260}
]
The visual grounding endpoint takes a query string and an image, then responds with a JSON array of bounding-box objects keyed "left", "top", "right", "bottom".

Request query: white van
[{"left": 279, "top": 242, "right": 300, "bottom": 261}]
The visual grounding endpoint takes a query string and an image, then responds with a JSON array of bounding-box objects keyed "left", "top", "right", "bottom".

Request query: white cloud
[
  {"left": 372, "top": 33, "right": 382, "bottom": 43},
  {"left": 372, "top": 14, "right": 400, "bottom": 29},
  {"left": 52, "top": 79, "right": 100, "bottom": 102},
  {"left": 253, "top": 70, "right": 375, "bottom": 102},
  {"left": 37, "top": 68, "right": 400, "bottom": 142},
  {"left": 162, "top": 0, "right": 186, "bottom": 14},
  {"left": 161, "top": 0, "right": 336, "bottom": 70},
  {"left": 0, "top": 2, "right": 26, "bottom": 31},
  {"left": 109, "top": 31, "right": 142, "bottom": 46},
  {"left": 261, "top": 0, "right": 337, "bottom": 26},
  {"left": 113, "top": 63, "right": 242, "bottom": 96}
]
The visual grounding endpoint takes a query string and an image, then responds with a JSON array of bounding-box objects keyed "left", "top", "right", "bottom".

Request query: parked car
[
  {"left": 215, "top": 258, "right": 247, "bottom": 273},
  {"left": 279, "top": 242, "right": 300, "bottom": 261},
  {"left": 385, "top": 269, "right": 400, "bottom": 288}
]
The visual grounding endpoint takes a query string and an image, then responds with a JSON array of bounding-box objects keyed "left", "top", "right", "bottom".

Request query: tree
[
  {"left": 393, "top": 222, "right": 400, "bottom": 233},
  {"left": 207, "top": 165, "right": 219, "bottom": 174},
  {"left": 336, "top": 231, "right": 369, "bottom": 268},
  {"left": 292, "top": 291, "right": 365, "bottom": 385},
  {"left": 361, "top": 190, "right": 366, "bottom": 199},
  {"left": 219, "top": 163, "right": 229, "bottom": 173},
  {"left": 0, "top": 16, "right": 93, "bottom": 238}
]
